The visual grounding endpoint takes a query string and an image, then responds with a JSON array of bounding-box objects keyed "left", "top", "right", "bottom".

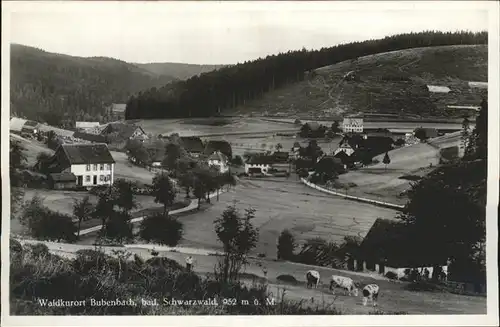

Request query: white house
[
  {"left": 76, "top": 121, "right": 100, "bottom": 129},
  {"left": 334, "top": 141, "right": 355, "bottom": 156},
  {"left": 45, "top": 143, "right": 116, "bottom": 187},
  {"left": 208, "top": 151, "right": 229, "bottom": 173},
  {"left": 244, "top": 155, "right": 275, "bottom": 174},
  {"left": 342, "top": 117, "right": 364, "bottom": 133}
]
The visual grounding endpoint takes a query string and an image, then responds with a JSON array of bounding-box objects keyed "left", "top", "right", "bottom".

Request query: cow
[
  {"left": 306, "top": 270, "right": 321, "bottom": 289},
  {"left": 329, "top": 275, "right": 359, "bottom": 296},
  {"left": 362, "top": 284, "right": 380, "bottom": 307}
]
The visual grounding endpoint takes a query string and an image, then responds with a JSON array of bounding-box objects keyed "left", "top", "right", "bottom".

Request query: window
[
  {"left": 86, "top": 164, "right": 91, "bottom": 171},
  {"left": 106, "top": 174, "right": 111, "bottom": 182},
  {"left": 85, "top": 176, "right": 91, "bottom": 182},
  {"left": 100, "top": 175, "right": 104, "bottom": 181},
  {"left": 93, "top": 164, "right": 98, "bottom": 171},
  {"left": 100, "top": 164, "right": 104, "bottom": 170}
]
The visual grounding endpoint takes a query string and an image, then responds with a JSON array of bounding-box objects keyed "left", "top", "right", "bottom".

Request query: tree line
[{"left": 126, "top": 31, "right": 487, "bottom": 119}]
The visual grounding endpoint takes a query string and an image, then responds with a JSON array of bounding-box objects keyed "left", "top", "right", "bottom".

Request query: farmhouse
[
  {"left": 342, "top": 117, "right": 364, "bottom": 133},
  {"left": 208, "top": 151, "right": 229, "bottom": 173},
  {"left": 290, "top": 142, "right": 302, "bottom": 159},
  {"left": 101, "top": 123, "right": 149, "bottom": 145},
  {"left": 334, "top": 138, "right": 357, "bottom": 156},
  {"left": 76, "top": 121, "right": 100, "bottom": 130},
  {"left": 42, "top": 143, "right": 116, "bottom": 187},
  {"left": 180, "top": 136, "right": 205, "bottom": 158},
  {"left": 414, "top": 127, "right": 438, "bottom": 140},
  {"left": 204, "top": 140, "right": 232, "bottom": 159},
  {"left": 244, "top": 155, "right": 275, "bottom": 174}
]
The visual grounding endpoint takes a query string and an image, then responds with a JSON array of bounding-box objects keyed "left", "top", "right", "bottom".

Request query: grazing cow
[
  {"left": 306, "top": 270, "right": 321, "bottom": 289},
  {"left": 362, "top": 284, "right": 380, "bottom": 307},
  {"left": 329, "top": 275, "right": 359, "bottom": 296}
]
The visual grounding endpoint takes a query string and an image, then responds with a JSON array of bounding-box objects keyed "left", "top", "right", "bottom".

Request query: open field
[
  {"left": 336, "top": 132, "right": 462, "bottom": 204},
  {"left": 230, "top": 45, "right": 487, "bottom": 118},
  {"left": 27, "top": 239, "right": 487, "bottom": 314},
  {"left": 169, "top": 178, "right": 399, "bottom": 258},
  {"left": 137, "top": 117, "right": 298, "bottom": 137},
  {"left": 110, "top": 150, "right": 157, "bottom": 185}
]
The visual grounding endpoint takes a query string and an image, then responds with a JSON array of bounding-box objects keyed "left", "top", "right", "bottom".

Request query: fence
[{"left": 301, "top": 178, "right": 405, "bottom": 211}]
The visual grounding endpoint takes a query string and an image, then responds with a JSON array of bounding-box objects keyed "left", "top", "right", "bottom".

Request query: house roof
[
  {"left": 101, "top": 123, "right": 146, "bottom": 140},
  {"left": 73, "top": 131, "right": 108, "bottom": 143},
  {"left": 49, "top": 172, "right": 76, "bottom": 182},
  {"left": 247, "top": 155, "right": 276, "bottom": 165},
  {"left": 10, "top": 117, "right": 28, "bottom": 132},
  {"left": 415, "top": 127, "right": 438, "bottom": 137},
  {"left": 24, "top": 120, "right": 39, "bottom": 127},
  {"left": 208, "top": 151, "right": 228, "bottom": 163},
  {"left": 426, "top": 85, "right": 451, "bottom": 93},
  {"left": 273, "top": 151, "right": 289, "bottom": 162},
  {"left": 204, "top": 140, "right": 232, "bottom": 158},
  {"left": 359, "top": 218, "right": 411, "bottom": 266},
  {"left": 468, "top": 81, "right": 487, "bottom": 89},
  {"left": 60, "top": 143, "right": 115, "bottom": 165},
  {"left": 360, "top": 218, "right": 447, "bottom": 267},
  {"left": 180, "top": 136, "right": 204, "bottom": 153}
]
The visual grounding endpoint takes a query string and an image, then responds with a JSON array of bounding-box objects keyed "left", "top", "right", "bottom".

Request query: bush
[
  {"left": 139, "top": 213, "right": 184, "bottom": 247},
  {"left": 277, "top": 229, "right": 296, "bottom": 261},
  {"left": 276, "top": 274, "right": 298, "bottom": 284},
  {"left": 10, "top": 243, "right": 346, "bottom": 315},
  {"left": 385, "top": 271, "right": 398, "bottom": 280},
  {"left": 405, "top": 280, "right": 445, "bottom": 292}
]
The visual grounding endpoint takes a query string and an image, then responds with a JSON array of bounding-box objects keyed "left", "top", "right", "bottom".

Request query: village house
[
  {"left": 100, "top": 122, "right": 149, "bottom": 148},
  {"left": 244, "top": 155, "right": 276, "bottom": 175},
  {"left": 75, "top": 121, "right": 100, "bottom": 130},
  {"left": 334, "top": 137, "right": 357, "bottom": 156},
  {"left": 290, "top": 142, "right": 302, "bottom": 159},
  {"left": 180, "top": 136, "right": 205, "bottom": 158},
  {"left": 48, "top": 172, "right": 77, "bottom": 190},
  {"left": 41, "top": 143, "right": 116, "bottom": 188},
  {"left": 342, "top": 117, "right": 364, "bottom": 133},
  {"left": 208, "top": 151, "right": 229, "bottom": 173}
]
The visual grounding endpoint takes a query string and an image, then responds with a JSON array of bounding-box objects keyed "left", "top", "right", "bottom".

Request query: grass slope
[
  {"left": 233, "top": 45, "right": 487, "bottom": 118},
  {"left": 135, "top": 62, "right": 226, "bottom": 80}
]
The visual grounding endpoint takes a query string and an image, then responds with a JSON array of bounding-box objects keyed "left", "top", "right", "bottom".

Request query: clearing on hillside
[{"left": 232, "top": 45, "right": 487, "bottom": 118}]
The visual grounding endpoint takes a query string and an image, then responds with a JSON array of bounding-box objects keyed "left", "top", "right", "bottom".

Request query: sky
[{"left": 6, "top": 1, "right": 490, "bottom": 65}]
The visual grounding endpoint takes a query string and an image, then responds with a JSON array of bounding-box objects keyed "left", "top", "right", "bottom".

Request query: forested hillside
[
  {"left": 9, "top": 44, "right": 222, "bottom": 127},
  {"left": 125, "top": 31, "right": 488, "bottom": 120}
]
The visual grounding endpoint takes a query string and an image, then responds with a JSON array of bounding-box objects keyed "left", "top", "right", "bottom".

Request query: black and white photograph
[{"left": 1, "top": 1, "right": 499, "bottom": 326}]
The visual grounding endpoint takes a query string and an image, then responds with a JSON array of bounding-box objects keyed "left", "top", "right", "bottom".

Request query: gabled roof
[
  {"left": 101, "top": 123, "right": 146, "bottom": 139},
  {"left": 180, "top": 136, "right": 204, "bottom": 153},
  {"left": 246, "top": 155, "right": 276, "bottom": 165},
  {"left": 273, "top": 151, "right": 289, "bottom": 162},
  {"left": 73, "top": 131, "right": 108, "bottom": 143},
  {"left": 204, "top": 140, "right": 232, "bottom": 158},
  {"left": 60, "top": 143, "right": 115, "bottom": 165}
]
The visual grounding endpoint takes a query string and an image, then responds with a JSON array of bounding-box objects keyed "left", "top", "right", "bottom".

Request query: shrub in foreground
[{"left": 10, "top": 240, "right": 344, "bottom": 315}]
